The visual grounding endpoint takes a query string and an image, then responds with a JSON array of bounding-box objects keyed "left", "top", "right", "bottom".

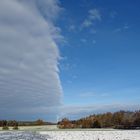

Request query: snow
[
  {"left": 0, "top": 130, "right": 140, "bottom": 140},
  {"left": 0, "top": 131, "right": 48, "bottom": 140},
  {"left": 40, "top": 130, "right": 140, "bottom": 140}
]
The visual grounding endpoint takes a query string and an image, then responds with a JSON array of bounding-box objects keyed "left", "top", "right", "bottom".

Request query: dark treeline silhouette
[
  {"left": 18, "top": 119, "right": 45, "bottom": 126},
  {"left": 0, "top": 119, "right": 55, "bottom": 127},
  {"left": 0, "top": 120, "right": 18, "bottom": 127},
  {"left": 0, "top": 120, "right": 18, "bottom": 130},
  {"left": 58, "top": 110, "right": 140, "bottom": 129}
]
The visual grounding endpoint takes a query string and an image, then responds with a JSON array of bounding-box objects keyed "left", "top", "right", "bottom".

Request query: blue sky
[
  {"left": 58, "top": 0, "right": 140, "bottom": 115},
  {"left": 0, "top": 0, "right": 140, "bottom": 121}
]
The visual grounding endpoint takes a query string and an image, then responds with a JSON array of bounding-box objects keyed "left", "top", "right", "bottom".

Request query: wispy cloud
[
  {"left": 79, "top": 92, "right": 109, "bottom": 98},
  {"left": 81, "top": 9, "right": 101, "bottom": 29},
  {"left": 110, "top": 11, "right": 117, "bottom": 19},
  {"left": 68, "top": 25, "right": 76, "bottom": 32},
  {"left": 60, "top": 104, "right": 140, "bottom": 120},
  {"left": 92, "top": 40, "right": 96, "bottom": 44},
  {"left": 114, "top": 24, "right": 130, "bottom": 33},
  {"left": 80, "top": 38, "right": 87, "bottom": 43},
  {"left": 0, "top": 0, "right": 62, "bottom": 121}
]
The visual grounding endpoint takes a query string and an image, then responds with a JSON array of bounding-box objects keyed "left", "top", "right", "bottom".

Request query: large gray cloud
[{"left": 0, "top": 0, "right": 62, "bottom": 121}]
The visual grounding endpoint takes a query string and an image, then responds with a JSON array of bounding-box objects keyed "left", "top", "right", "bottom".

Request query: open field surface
[
  {"left": 0, "top": 129, "right": 140, "bottom": 140},
  {"left": 40, "top": 130, "right": 140, "bottom": 140},
  {"left": 0, "top": 125, "right": 58, "bottom": 131}
]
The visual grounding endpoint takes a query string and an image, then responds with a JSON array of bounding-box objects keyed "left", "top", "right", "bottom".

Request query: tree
[
  {"left": 112, "top": 111, "right": 124, "bottom": 125},
  {"left": 35, "top": 119, "right": 44, "bottom": 125},
  {"left": 92, "top": 120, "right": 101, "bottom": 128}
]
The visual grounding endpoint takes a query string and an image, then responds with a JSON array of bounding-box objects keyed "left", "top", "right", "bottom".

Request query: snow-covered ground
[
  {"left": 0, "top": 130, "right": 140, "bottom": 140},
  {"left": 0, "top": 131, "right": 48, "bottom": 140},
  {"left": 40, "top": 130, "right": 140, "bottom": 140}
]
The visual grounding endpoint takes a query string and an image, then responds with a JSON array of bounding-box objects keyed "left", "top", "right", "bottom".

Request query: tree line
[
  {"left": 58, "top": 110, "right": 140, "bottom": 129},
  {"left": 0, "top": 120, "right": 18, "bottom": 130},
  {"left": 0, "top": 119, "right": 47, "bottom": 130}
]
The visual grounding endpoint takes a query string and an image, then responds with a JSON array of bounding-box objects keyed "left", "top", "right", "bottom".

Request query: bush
[
  {"left": 2, "top": 126, "right": 9, "bottom": 130},
  {"left": 13, "top": 126, "right": 19, "bottom": 130}
]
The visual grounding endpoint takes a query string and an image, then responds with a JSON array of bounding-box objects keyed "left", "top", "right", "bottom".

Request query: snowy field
[
  {"left": 0, "top": 125, "right": 58, "bottom": 131},
  {"left": 40, "top": 130, "right": 140, "bottom": 140},
  {"left": 0, "top": 130, "right": 140, "bottom": 140}
]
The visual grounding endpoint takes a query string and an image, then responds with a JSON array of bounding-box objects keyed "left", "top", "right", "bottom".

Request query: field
[
  {"left": 0, "top": 125, "right": 58, "bottom": 131},
  {"left": 0, "top": 128, "right": 140, "bottom": 140},
  {"left": 40, "top": 130, "right": 140, "bottom": 140}
]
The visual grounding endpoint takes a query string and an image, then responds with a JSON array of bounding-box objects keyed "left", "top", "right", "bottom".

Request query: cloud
[
  {"left": 92, "top": 40, "right": 96, "bottom": 44},
  {"left": 0, "top": 0, "right": 62, "bottom": 121},
  {"left": 79, "top": 92, "right": 109, "bottom": 98},
  {"left": 114, "top": 24, "right": 130, "bottom": 33},
  {"left": 81, "top": 9, "right": 101, "bottom": 29},
  {"left": 60, "top": 104, "right": 140, "bottom": 120},
  {"left": 110, "top": 11, "right": 117, "bottom": 19},
  {"left": 68, "top": 25, "right": 76, "bottom": 31},
  {"left": 80, "top": 38, "right": 87, "bottom": 43},
  {"left": 90, "top": 29, "right": 97, "bottom": 34}
]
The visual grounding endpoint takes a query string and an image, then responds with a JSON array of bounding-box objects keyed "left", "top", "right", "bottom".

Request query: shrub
[
  {"left": 2, "top": 126, "right": 9, "bottom": 130},
  {"left": 13, "top": 126, "right": 19, "bottom": 130}
]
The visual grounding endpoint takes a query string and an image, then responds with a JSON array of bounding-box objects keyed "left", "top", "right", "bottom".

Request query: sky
[{"left": 0, "top": 0, "right": 140, "bottom": 121}]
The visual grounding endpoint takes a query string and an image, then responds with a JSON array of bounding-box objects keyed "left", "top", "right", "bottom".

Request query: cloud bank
[
  {"left": 0, "top": 0, "right": 62, "bottom": 121},
  {"left": 60, "top": 104, "right": 140, "bottom": 120}
]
